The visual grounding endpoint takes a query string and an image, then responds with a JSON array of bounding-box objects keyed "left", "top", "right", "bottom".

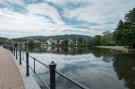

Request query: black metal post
[
  {"left": 11, "top": 47, "right": 13, "bottom": 54},
  {"left": 26, "top": 52, "right": 29, "bottom": 76},
  {"left": 34, "top": 58, "right": 36, "bottom": 73},
  {"left": 13, "top": 47, "right": 15, "bottom": 56},
  {"left": 49, "top": 61, "right": 56, "bottom": 89},
  {"left": 19, "top": 49, "right": 22, "bottom": 65},
  {"left": 16, "top": 47, "right": 18, "bottom": 59}
]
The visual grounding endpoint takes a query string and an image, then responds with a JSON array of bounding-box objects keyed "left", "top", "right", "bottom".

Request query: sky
[{"left": 0, "top": 0, "right": 135, "bottom": 38}]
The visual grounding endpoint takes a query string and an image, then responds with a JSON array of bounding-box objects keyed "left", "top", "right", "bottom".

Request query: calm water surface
[{"left": 26, "top": 46, "right": 135, "bottom": 89}]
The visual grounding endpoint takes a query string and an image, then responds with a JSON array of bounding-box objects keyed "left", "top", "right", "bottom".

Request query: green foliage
[
  {"left": 77, "top": 38, "right": 83, "bottom": 46},
  {"left": 101, "top": 31, "right": 115, "bottom": 46},
  {"left": 125, "top": 8, "right": 135, "bottom": 22},
  {"left": 93, "top": 35, "right": 101, "bottom": 46},
  {"left": 61, "top": 39, "right": 69, "bottom": 47},
  {"left": 27, "top": 39, "right": 34, "bottom": 48},
  {"left": 0, "top": 37, "right": 10, "bottom": 45},
  {"left": 86, "top": 31, "right": 115, "bottom": 46},
  {"left": 113, "top": 8, "right": 135, "bottom": 48},
  {"left": 87, "top": 35, "right": 101, "bottom": 46}
]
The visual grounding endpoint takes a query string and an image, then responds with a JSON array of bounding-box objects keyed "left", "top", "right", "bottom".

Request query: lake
[{"left": 25, "top": 46, "right": 135, "bottom": 89}]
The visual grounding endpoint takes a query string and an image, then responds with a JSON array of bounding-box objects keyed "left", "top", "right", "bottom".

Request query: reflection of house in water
[
  {"left": 46, "top": 46, "right": 52, "bottom": 52},
  {"left": 47, "top": 46, "right": 63, "bottom": 53}
]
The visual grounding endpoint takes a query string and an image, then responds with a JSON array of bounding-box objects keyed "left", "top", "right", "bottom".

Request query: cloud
[
  {"left": 27, "top": 3, "right": 64, "bottom": 24},
  {"left": 62, "top": 0, "right": 135, "bottom": 28},
  {"left": 0, "top": 9, "right": 51, "bottom": 34},
  {"left": 0, "top": 8, "right": 98, "bottom": 38},
  {"left": 0, "top": 0, "right": 135, "bottom": 38}
]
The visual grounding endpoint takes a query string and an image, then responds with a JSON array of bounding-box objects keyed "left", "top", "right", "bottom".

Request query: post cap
[{"left": 49, "top": 61, "right": 56, "bottom": 66}]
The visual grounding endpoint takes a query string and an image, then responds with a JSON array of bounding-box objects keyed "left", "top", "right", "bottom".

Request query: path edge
[{"left": 9, "top": 50, "right": 41, "bottom": 89}]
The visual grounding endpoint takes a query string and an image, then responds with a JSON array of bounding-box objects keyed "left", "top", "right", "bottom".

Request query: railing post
[
  {"left": 16, "top": 47, "right": 18, "bottom": 59},
  {"left": 19, "top": 49, "right": 22, "bottom": 65},
  {"left": 26, "top": 52, "right": 29, "bottom": 76},
  {"left": 49, "top": 61, "right": 56, "bottom": 89},
  {"left": 10, "top": 47, "right": 13, "bottom": 54},
  {"left": 13, "top": 47, "right": 15, "bottom": 56},
  {"left": 34, "top": 58, "right": 36, "bottom": 73}
]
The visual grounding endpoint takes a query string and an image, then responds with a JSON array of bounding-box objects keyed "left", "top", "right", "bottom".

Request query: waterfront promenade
[
  {"left": 96, "top": 46, "right": 135, "bottom": 53},
  {"left": 0, "top": 47, "right": 24, "bottom": 89}
]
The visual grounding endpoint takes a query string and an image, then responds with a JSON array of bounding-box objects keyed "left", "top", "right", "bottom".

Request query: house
[{"left": 46, "top": 39, "right": 57, "bottom": 45}]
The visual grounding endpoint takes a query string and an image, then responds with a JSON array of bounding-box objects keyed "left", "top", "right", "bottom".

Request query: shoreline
[{"left": 95, "top": 46, "right": 135, "bottom": 53}]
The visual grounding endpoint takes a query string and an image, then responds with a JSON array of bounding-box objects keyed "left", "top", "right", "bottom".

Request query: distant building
[
  {"left": 34, "top": 40, "right": 40, "bottom": 43},
  {"left": 46, "top": 39, "right": 57, "bottom": 45}
]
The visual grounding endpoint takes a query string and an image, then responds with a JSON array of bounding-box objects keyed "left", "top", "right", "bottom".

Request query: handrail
[
  {"left": 19, "top": 51, "right": 50, "bottom": 89},
  {"left": 29, "top": 55, "right": 90, "bottom": 89},
  {"left": 56, "top": 71, "right": 89, "bottom": 89},
  {"left": 5, "top": 46, "right": 90, "bottom": 89},
  {"left": 29, "top": 55, "right": 49, "bottom": 68},
  {"left": 28, "top": 63, "right": 50, "bottom": 89}
]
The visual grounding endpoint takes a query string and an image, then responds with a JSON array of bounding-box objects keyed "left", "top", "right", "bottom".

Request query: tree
[
  {"left": 77, "top": 38, "right": 83, "bottom": 46},
  {"left": 93, "top": 35, "right": 101, "bottom": 46},
  {"left": 101, "top": 31, "right": 115, "bottom": 46},
  {"left": 61, "top": 39, "right": 68, "bottom": 47},
  {"left": 125, "top": 8, "right": 135, "bottom": 22},
  {"left": 113, "top": 8, "right": 135, "bottom": 48},
  {"left": 57, "top": 40, "right": 60, "bottom": 46},
  {"left": 27, "top": 39, "right": 34, "bottom": 49},
  {"left": 87, "top": 35, "right": 101, "bottom": 46},
  {"left": 72, "top": 38, "right": 77, "bottom": 47},
  {"left": 102, "top": 31, "right": 111, "bottom": 35}
]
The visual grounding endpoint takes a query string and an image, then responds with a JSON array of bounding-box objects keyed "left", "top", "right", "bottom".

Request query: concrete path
[
  {"left": 0, "top": 47, "right": 25, "bottom": 89},
  {"left": 96, "top": 46, "right": 135, "bottom": 53},
  {"left": 12, "top": 52, "right": 41, "bottom": 89}
]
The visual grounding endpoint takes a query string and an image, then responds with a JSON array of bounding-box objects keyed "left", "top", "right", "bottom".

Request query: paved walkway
[
  {"left": 96, "top": 46, "right": 135, "bottom": 53},
  {"left": 0, "top": 47, "right": 25, "bottom": 89}
]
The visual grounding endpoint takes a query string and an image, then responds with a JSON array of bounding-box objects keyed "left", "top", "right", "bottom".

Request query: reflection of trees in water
[
  {"left": 88, "top": 47, "right": 115, "bottom": 57},
  {"left": 22, "top": 46, "right": 118, "bottom": 63},
  {"left": 24, "top": 46, "right": 93, "bottom": 55},
  {"left": 113, "top": 53, "right": 135, "bottom": 89},
  {"left": 24, "top": 46, "right": 116, "bottom": 56},
  {"left": 89, "top": 47, "right": 117, "bottom": 63}
]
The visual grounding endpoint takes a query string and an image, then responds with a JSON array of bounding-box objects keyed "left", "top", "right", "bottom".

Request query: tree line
[{"left": 52, "top": 8, "right": 135, "bottom": 48}]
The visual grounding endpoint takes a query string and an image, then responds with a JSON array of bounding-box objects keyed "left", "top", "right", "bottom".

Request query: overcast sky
[{"left": 0, "top": 0, "right": 135, "bottom": 38}]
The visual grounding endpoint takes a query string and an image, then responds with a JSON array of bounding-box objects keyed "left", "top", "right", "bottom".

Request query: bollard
[
  {"left": 19, "top": 49, "right": 22, "bottom": 65},
  {"left": 49, "top": 61, "right": 56, "bottom": 89},
  {"left": 26, "top": 52, "right": 29, "bottom": 76},
  {"left": 16, "top": 48, "right": 18, "bottom": 59}
]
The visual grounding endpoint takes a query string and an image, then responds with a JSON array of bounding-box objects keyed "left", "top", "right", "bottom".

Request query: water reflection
[
  {"left": 26, "top": 46, "right": 118, "bottom": 56},
  {"left": 27, "top": 46, "right": 92, "bottom": 55},
  {"left": 27, "top": 46, "right": 135, "bottom": 89},
  {"left": 113, "top": 53, "right": 135, "bottom": 89}
]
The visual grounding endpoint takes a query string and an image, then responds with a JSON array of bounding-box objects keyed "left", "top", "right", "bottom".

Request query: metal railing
[{"left": 4, "top": 45, "right": 90, "bottom": 89}]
